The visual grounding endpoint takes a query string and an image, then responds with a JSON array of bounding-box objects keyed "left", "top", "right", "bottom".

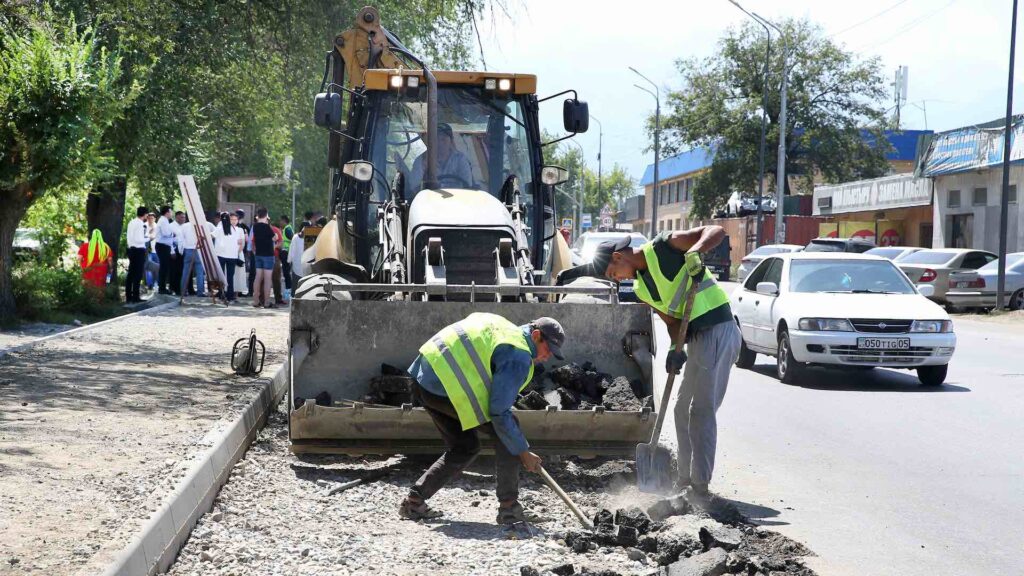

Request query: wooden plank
[{"left": 177, "top": 175, "right": 228, "bottom": 297}]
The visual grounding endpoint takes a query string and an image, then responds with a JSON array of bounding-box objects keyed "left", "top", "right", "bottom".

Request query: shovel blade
[{"left": 635, "top": 442, "right": 673, "bottom": 494}]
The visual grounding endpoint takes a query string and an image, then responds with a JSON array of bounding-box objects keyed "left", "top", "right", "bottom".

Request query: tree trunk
[
  {"left": 0, "top": 189, "right": 31, "bottom": 325},
  {"left": 86, "top": 176, "right": 127, "bottom": 294}
]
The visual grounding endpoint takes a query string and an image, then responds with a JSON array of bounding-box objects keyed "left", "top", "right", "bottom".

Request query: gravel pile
[
  {"left": 168, "top": 404, "right": 816, "bottom": 576},
  {"left": 517, "top": 362, "right": 652, "bottom": 412}
]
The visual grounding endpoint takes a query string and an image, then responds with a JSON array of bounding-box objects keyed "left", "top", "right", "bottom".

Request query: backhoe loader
[{"left": 289, "top": 6, "right": 657, "bottom": 455}]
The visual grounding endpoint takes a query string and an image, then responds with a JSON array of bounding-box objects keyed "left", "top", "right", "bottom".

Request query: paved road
[{"left": 653, "top": 284, "right": 1023, "bottom": 576}]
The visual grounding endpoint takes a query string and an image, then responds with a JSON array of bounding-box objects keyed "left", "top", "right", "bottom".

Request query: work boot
[
  {"left": 496, "top": 502, "right": 548, "bottom": 526},
  {"left": 682, "top": 484, "right": 713, "bottom": 510},
  {"left": 398, "top": 496, "right": 443, "bottom": 521}
]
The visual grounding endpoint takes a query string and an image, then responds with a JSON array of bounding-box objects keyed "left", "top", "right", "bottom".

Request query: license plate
[
  {"left": 955, "top": 282, "right": 970, "bottom": 288},
  {"left": 620, "top": 284, "right": 634, "bottom": 293},
  {"left": 857, "top": 338, "right": 910, "bottom": 350}
]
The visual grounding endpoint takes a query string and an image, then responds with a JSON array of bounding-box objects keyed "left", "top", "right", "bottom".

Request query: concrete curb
[
  {"left": 101, "top": 362, "right": 289, "bottom": 576},
  {"left": 0, "top": 296, "right": 180, "bottom": 360}
]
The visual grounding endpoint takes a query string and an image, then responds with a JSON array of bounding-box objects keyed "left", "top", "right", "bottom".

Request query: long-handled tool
[
  {"left": 538, "top": 466, "right": 594, "bottom": 531},
  {"left": 636, "top": 274, "right": 700, "bottom": 493}
]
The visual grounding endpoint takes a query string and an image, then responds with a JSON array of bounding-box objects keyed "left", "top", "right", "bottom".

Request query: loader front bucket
[{"left": 288, "top": 299, "right": 656, "bottom": 456}]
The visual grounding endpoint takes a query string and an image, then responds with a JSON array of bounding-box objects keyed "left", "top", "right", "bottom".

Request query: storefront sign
[
  {"left": 814, "top": 173, "right": 931, "bottom": 215},
  {"left": 922, "top": 120, "right": 1024, "bottom": 176},
  {"left": 817, "top": 221, "right": 905, "bottom": 245}
]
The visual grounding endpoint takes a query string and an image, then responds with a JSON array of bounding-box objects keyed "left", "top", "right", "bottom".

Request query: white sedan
[{"left": 730, "top": 253, "right": 956, "bottom": 386}]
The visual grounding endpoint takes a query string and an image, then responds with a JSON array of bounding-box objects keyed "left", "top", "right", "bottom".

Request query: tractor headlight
[
  {"left": 798, "top": 318, "right": 854, "bottom": 331},
  {"left": 910, "top": 320, "right": 953, "bottom": 333},
  {"left": 498, "top": 78, "right": 512, "bottom": 91},
  {"left": 406, "top": 76, "right": 420, "bottom": 89},
  {"left": 484, "top": 78, "right": 497, "bottom": 90}
]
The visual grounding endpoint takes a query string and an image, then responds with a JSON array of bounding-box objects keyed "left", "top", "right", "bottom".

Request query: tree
[
  {"left": 657, "top": 18, "right": 891, "bottom": 219},
  {"left": 0, "top": 17, "right": 127, "bottom": 322},
  {"left": 540, "top": 132, "right": 638, "bottom": 228}
]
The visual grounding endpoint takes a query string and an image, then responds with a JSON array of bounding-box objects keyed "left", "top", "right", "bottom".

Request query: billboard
[{"left": 817, "top": 221, "right": 905, "bottom": 245}]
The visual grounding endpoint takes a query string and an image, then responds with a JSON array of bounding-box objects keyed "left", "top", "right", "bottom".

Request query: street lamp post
[
  {"left": 728, "top": 0, "right": 770, "bottom": 247},
  {"left": 568, "top": 139, "right": 587, "bottom": 239},
  {"left": 630, "top": 67, "right": 660, "bottom": 236},
  {"left": 997, "top": 0, "right": 1019, "bottom": 310},
  {"left": 753, "top": 12, "right": 789, "bottom": 245},
  {"left": 591, "top": 114, "right": 604, "bottom": 203}
]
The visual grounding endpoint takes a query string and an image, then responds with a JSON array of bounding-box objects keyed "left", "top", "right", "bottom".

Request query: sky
[{"left": 474, "top": 0, "right": 1024, "bottom": 190}]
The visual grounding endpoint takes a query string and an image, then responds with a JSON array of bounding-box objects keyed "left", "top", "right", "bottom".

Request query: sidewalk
[{"left": 0, "top": 301, "right": 288, "bottom": 576}]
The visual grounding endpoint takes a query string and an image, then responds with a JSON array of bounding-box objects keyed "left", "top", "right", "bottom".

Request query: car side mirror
[
  {"left": 342, "top": 160, "right": 374, "bottom": 183},
  {"left": 917, "top": 284, "right": 935, "bottom": 297},
  {"left": 756, "top": 281, "right": 779, "bottom": 295},
  {"left": 314, "top": 92, "right": 343, "bottom": 129},
  {"left": 563, "top": 99, "right": 589, "bottom": 133}
]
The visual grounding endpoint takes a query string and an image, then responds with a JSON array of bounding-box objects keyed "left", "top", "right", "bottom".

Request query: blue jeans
[
  {"left": 254, "top": 255, "right": 275, "bottom": 270},
  {"left": 181, "top": 249, "right": 206, "bottom": 296}
]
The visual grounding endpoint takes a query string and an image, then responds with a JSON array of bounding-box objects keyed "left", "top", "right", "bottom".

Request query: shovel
[
  {"left": 538, "top": 466, "right": 594, "bottom": 531},
  {"left": 636, "top": 277, "right": 699, "bottom": 493}
]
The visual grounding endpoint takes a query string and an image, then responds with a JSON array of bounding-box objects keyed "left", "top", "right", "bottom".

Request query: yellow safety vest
[
  {"left": 633, "top": 242, "right": 731, "bottom": 320},
  {"left": 419, "top": 313, "right": 536, "bottom": 431}
]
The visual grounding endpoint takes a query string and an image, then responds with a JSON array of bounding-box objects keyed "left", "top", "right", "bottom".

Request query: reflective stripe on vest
[
  {"left": 419, "top": 313, "right": 535, "bottom": 430},
  {"left": 633, "top": 241, "right": 731, "bottom": 320},
  {"left": 282, "top": 225, "right": 293, "bottom": 251}
]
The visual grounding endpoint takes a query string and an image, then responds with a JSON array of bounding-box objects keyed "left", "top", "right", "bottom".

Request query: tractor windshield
[{"left": 371, "top": 86, "right": 536, "bottom": 200}]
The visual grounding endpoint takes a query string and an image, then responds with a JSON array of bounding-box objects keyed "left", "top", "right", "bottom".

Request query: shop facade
[{"left": 812, "top": 172, "right": 934, "bottom": 246}]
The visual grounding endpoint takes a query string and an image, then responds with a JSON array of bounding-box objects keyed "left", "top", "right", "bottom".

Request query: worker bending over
[
  {"left": 561, "top": 226, "right": 740, "bottom": 503},
  {"left": 399, "top": 313, "right": 566, "bottom": 525}
]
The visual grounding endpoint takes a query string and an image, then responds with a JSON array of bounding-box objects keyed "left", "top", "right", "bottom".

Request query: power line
[
  {"left": 855, "top": 0, "right": 958, "bottom": 51},
  {"left": 831, "top": 0, "right": 910, "bottom": 37}
]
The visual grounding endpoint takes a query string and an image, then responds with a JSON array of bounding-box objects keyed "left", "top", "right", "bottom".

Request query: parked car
[
  {"left": 738, "top": 244, "right": 804, "bottom": 281},
  {"left": 730, "top": 253, "right": 956, "bottom": 386},
  {"left": 946, "top": 252, "right": 1024, "bottom": 311},
  {"left": 571, "top": 231, "right": 648, "bottom": 301},
  {"left": 13, "top": 228, "right": 41, "bottom": 259},
  {"left": 897, "top": 248, "right": 997, "bottom": 305},
  {"left": 864, "top": 246, "right": 923, "bottom": 262},
  {"left": 804, "top": 237, "right": 876, "bottom": 253},
  {"left": 725, "top": 191, "right": 776, "bottom": 217}
]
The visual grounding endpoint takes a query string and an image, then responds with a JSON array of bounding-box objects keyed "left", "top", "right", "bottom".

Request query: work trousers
[
  {"left": 181, "top": 249, "right": 206, "bottom": 296},
  {"left": 245, "top": 251, "right": 255, "bottom": 296},
  {"left": 155, "top": 242, "right": 173, "bottom": 293},
  {"left": 673, "top": 319, "right": 742, "bottom": 488},
  {"left": 218, "top": 256, "right": 237, "bottom": 300},
  {"left": 280, "top": 250, "right": 292, "bottom": 290},
  {"left": 411, "top": 384, "right": 521, "bottom": 503},
  {"left": 126, "top": 247, "right": 146, "bottom": 302},
  {"left": 170, "top": 249, "right": 184, "bottom": 295}
]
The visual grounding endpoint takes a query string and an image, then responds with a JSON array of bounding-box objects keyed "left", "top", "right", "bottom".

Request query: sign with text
[
  {"left": 581, "top": 213, "right": 592, "bottom": 229},
  {"left": 813, "top": 173, "right": 931, "bottom": 215}
]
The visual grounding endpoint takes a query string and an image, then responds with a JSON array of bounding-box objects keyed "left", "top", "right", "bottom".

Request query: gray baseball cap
[{"left": 531, "top": 317, "right": 566, "bottom": 360}]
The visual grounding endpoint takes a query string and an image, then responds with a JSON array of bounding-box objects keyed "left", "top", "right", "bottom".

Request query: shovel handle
[
  {"left": 538, "top": 466, "right": 594, "bottom": 531},
  {"left": 648, "top": 276, "right": 701, "bottom": 445}
]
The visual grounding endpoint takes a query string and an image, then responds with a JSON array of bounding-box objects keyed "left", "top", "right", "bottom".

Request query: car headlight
[
  {"left": 910, "top": 320, "right": 953, "bottom": 333},
  {"left": 798, "top": 318, "right": 854, "bottom": 331}
]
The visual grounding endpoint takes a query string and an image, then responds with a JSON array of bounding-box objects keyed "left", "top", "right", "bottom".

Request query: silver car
[
  {"left": 864, "top": 246, "right": 924, "bottom": 262},
  {"left": 897, "top": 249, "right": 997, "bottom": 304},
  {"left": 737, "top": 244, "right": 804, "bottom": 281},
  {"left": 947, "top": 253, "right": 1024, "bottom": 311}
]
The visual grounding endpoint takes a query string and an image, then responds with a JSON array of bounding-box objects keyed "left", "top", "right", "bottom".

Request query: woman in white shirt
[{"left": 211, "top": 212, "right": 245, "bottom": 302}]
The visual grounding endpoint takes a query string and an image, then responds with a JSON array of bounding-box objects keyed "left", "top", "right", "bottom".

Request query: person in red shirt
[{"left": 78, "top": 229, "right": 112, "bottom": 297}]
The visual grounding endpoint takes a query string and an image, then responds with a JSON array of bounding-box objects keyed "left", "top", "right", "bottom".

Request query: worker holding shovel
[
  {"left": 561, "top": 225, "right": 740, "bottom": 505},
  {"left": 398, "top": 313, "right": 566, "bottom": 526}
]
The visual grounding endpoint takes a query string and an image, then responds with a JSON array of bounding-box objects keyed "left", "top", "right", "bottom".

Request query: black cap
[
  {"left": 531, "top": 317, "right": 566, "bottom": 360},
  {"left": 591, "top": 237, "right": 631, "bottom": 278}
]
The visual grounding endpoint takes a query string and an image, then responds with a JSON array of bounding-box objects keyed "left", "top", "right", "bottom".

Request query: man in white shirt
[
  {"left": 125, "top": 206, "right": 150, "bottom": 303},
  {"left": 155, "top": 206, "right": 177, "bottom": 294},
  {"left": 169, "top": 211, "right": 186, "bottom": 296},
  {"left": 179, "top": 215, "right": 216, "bottom": 300}
]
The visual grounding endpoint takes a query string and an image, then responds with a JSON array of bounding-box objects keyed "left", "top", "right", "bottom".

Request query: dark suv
[
  {"left": 704, "top": 234, "right": 732, "bottom": 282},
  {"left": 804, "top": 237, "right": 876, "bottom": 253}
]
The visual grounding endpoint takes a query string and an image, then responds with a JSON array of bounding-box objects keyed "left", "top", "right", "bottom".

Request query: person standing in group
[
  {"left": 278, "top": 215, "right": 293, "bottom": 294},
  {"left": 212, "top": 212, "right": 245, "bottom": 302},
  {"left": 270, "top": 218, "right": 286, "bottom": 305},
  {"left": 125, "top": 207, "right": 149, "bottom": 303},
  {"left": 155, "top": 206, "right": 177, "bottom": 295},
  {"left": 78, "top": 229, "right": 113, "bottom": 295},
  {"left": 144, "top": 213, "right": 159, "bottom": 292},
  {"left": 169, "top": 211, "right": 186, "bottom": 295},
  {"left": 250, "top": 208, "right": 277, "bottom": 308},
  {"left": 179, "top": 213, "right": 216, "bottom": 301},
  {"left": 559, "top": 225, "right": 741, "bottom": 506},
  {"left": 234, "top": 209, "right": 254, "bottom": 297}
]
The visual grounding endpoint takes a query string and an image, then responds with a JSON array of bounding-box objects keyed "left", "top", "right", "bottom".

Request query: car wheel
[
  {"left": 917, "top": 364, "right": 948, "bottom": 386},
  {"left": 736, "top": 337, "right": 756, "bottom": 369},
  {"left": 1009, "top": 289, "right": 1024, "bottom": 311},
  {"left": 776, "top": 330, "right": 803, "bottom": 384}
]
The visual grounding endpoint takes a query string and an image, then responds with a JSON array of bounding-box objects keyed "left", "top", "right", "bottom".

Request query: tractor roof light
[
  {"left": 406, "top": 75, "right": 420, "bottom": 89},
  {"left": 498, "top": 78, "right": 512, "bottom": 91},
  {"left": 484, "top": 78, "right": 497, "bottom": 90},
  {"left": 389, "top": 75, "right": 403, "bottom": 89}
]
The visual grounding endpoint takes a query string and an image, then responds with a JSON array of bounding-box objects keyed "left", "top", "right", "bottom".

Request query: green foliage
[
  {"left": 657, "top": 18, "right": 891, "bottom": 219},
  {"left": 541, "top": 132, "right": 638, "bottom": 225},
  {"left": 12, "top": 263, "right": 116, "bottom": 322},
  {"left": 21, "top": 188, "right": 89, "bottom": 266}
]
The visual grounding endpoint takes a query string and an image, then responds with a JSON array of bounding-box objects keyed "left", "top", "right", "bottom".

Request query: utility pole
[
  {"left": 892, "top": 66, "right": 908, "bottom": 129},
  {"left": 998, "top": 0, "right": 1018, "bottom": 310},
  {"left": 592, "top": 114, "right": 604, "bottom": 202},
  {"left": 568, "top": 139, "right": 587, "bottom": 240},
  {"left": 630, "top": 68, "right": 660, "bottom": 236},
  {"left": 754, "top": 12, "right": 789, "bottom": 245},
  {"left": 728, "top": 0, "right": 770, "bottom": 247}
]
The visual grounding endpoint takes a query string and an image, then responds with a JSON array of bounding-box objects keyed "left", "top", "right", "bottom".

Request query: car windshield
[
  {"left": 574, "top": 234, "right": 646, "bottom": 262},
  {"left": 372, "top": 86, "right": 535, "bottom": 200},
  {"left": 789, "top": 259, "right": 916, "bottom": 294},
  {"left": 900, "top": 250, "right": 958, "bottom": 265},
  {"left": 865, "top": 247, "right": 904, "bottom": 259},
  {"left": 804, "top": 240, "right": 844, "bottom": 252},
  {"left": 979, "top": 253, "right": 1024, "bottom": 270}
]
